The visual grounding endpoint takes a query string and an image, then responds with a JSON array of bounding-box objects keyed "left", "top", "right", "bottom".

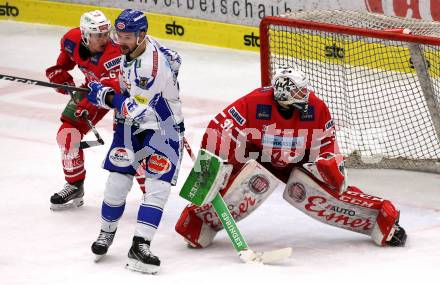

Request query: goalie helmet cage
[{"left": 260, "top": 10, "right": 440, "bottom": 173}]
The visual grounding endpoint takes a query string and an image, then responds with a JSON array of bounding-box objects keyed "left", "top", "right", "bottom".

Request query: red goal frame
[{"left": 259, "top": 15, "right": 440, "bottom": 87}]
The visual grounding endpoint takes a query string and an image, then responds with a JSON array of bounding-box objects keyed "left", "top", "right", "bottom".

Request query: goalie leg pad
[
  {"left": 175, "top": 204, "right": 218, "bottom": 248},
  {"left": 175, "top": 160, "right": 281, "bottom": 248},
  {"left": 284, "top": 168, "right": 404, "bottom": 245},
  {"left": 134, "top": 159, "right": 147, "bottom": 193},
  {"left": 371, "top": 200, "right": 402, "bottom": 246}
]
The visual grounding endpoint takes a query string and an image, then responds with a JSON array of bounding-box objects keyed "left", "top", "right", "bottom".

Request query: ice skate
[
  {"left": 126, "top": 236, "right": 160, "bottom": 274},
  {"left": 91, "top": 229, "right": 116, "bottom": 262},
  {"left": 50, "top": 181, "right": 84, "bottom": 210}
]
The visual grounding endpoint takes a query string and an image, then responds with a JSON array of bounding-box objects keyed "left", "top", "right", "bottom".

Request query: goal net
[{"left": 260, "top": 10, "right": 440, "bottom": 173}]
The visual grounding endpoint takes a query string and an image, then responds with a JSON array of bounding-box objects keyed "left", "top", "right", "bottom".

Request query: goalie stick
[
  {"left": 0, "top": 73, "right": 104, "bottom": 149},
  {"left": 182, "top": 137, "right": 292, "bottom": 264}
]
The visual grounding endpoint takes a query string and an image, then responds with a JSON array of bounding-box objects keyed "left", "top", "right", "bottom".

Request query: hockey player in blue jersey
[{"left": 86, "top": 9, "right": 184, "bottom": 274}]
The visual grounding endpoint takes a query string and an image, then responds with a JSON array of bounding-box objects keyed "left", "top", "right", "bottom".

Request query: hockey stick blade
[
  {"left": 239, "top": 247, "right": 292, "bottom": 264},
  {"left": 79, "top": 140, "right": 104, "bottom": 149},
  {"left": 212, "top": 190, "right": 292, "bottom": 265}
]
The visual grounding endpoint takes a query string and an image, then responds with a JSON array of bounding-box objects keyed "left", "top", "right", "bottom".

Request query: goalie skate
[
  {"left": 126, "top": 237, "right": 160, "bottom": 274},
  {"left": 385, "top": 217, "right": 407, "bottom": 247},
  {"left": 50, "top": 181, "right": 84, "bottom": 210}
]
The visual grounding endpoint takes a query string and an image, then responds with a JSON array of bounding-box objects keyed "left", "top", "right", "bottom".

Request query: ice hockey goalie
[{"left": 175, "top": 67, "right": 407, "bottom": 249}]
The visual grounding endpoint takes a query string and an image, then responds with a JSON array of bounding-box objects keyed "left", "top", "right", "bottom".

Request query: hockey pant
[{"left": 56, "top": 121, "right": 147, "bottom": 191}]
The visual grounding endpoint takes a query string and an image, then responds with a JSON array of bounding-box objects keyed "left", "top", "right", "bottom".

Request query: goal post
[{"left": 260, "top": 11, "right": 440, "bottom": 173}]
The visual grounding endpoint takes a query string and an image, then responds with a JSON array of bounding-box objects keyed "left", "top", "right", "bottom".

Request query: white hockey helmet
[
  {"left": 272, "top": 67, "right": 311, "bottom": 110},
  {"left": 80, "top": 10, "right": 111, "bottom": 46}
]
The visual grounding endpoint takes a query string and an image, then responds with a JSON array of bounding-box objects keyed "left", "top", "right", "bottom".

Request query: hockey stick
[
  {"left": 67, "top": 91, "right": 105, "bottom": 150},
  {"left": 0, "top": 73, "right": 104, "bottom": 149},
  {"left": 0, "top": 73, "right": 88, "bottom": 93},
  {"left": 182, "top": 137, "right": 292, "bottom": 264}
]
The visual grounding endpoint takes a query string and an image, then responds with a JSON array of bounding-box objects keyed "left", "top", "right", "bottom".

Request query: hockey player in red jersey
[
  {"left": 45, "top": 10, "right": 125, "bottom": 210},
  {"left": 176, "top": 67, "right": 407, "bottom": 248}
]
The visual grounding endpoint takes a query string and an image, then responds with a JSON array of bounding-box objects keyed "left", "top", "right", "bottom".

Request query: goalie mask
[
  {"left": 272, "top": 67, "right": 311, "bottom": 111},
  {"left": 80, "top": 10, "right": 111, "bottom": 46}
]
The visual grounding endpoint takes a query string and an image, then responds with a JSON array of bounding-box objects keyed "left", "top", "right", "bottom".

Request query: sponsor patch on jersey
[
  {"left": 147, "top": 154, "right": 172, "bottom": 174},
  {"left": 151, "top": 49, "right": 158, "bottom": 78},
  {"left": 300, "top": 106, "right": 315, "bottom": 121},
  {"left": 63, "top": 38, "right": 76, "bottom": 56},
  {"left": 262, "top": 134, "right": 304, "bottom": 149},
  {"left": 104, "top": 56, "right": 121, "bottom": 71},
  {"left": 109, "top": 147, "right": 135, "bottom": 167},
  {"left": 248, "top": 175, "right": 270, "bottom": 194},
  {"left": 136, "top": 77, "right": 153, "bottom": 90},
  {"left": 286, "top": 182, "right": 307, "bottom": 203},
  {"left": 256, "top": 104, "right": 272, "bottom": 120},
  {"left": 325, "top": 119, "right": 335, "bottom": 130},
  {"left": 134, "top": 94, "right": 149, "bottom": 105},
  {"left": 228, "top": 106, "right": 246, "bottom": 126}
]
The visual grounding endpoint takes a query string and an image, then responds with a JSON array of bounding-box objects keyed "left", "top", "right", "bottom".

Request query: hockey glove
[
  {"left": 46, "top": 65, "right": 75, "bottom": 95},
  {"left": 75, "top": 97, "right": 98, "bottom": 121},
  {"left": 87, "top": 81, "right": 114, "bottom": 109}
]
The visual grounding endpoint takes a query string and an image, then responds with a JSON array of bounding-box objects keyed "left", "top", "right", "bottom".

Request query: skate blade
[
  {"left": 94, "top": 254, "right": 105, "bottom": 263},
  {"left": 50, "top": 197, "right": 84, "bottom": 211},
  {"left": 126, "top": 258, "right": 160, "bottom": 274}
]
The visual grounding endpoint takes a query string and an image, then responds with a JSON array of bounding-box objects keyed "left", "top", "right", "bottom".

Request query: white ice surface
[{"left": 0, "top": 21, "right": 439, "bottom": 285}]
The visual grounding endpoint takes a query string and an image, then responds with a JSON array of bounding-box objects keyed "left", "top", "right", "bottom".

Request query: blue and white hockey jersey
[{"left": 115, "top": 36, "right": 183, "bottom": 129}]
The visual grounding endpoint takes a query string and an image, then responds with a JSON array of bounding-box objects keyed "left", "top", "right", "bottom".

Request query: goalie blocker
[{"left": 175, "top": 151, "right": 407, "bottom": 248}]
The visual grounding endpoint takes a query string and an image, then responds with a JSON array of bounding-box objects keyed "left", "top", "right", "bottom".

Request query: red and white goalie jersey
[{"left": 202, "top": 86, "right": 338, "bottom": 183}]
